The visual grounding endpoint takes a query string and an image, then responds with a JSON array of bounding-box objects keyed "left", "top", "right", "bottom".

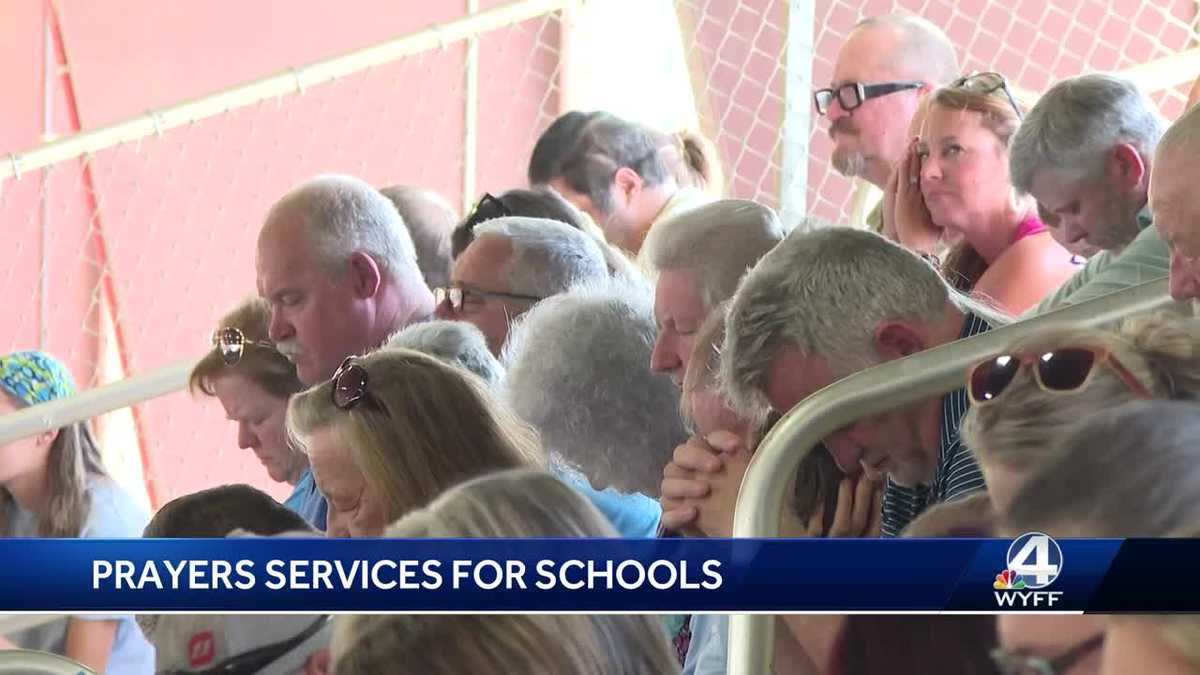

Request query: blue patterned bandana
[{"left": 0, "top": 351, "right": 76, "bottom": 407}]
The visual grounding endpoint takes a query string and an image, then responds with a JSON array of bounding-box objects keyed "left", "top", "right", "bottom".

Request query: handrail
[
  {"left": 727, "top": 277, "right": 1178, "bottom": 674},
  {"left": 0, "top": 359, "right": 198, "bottom": 447}
]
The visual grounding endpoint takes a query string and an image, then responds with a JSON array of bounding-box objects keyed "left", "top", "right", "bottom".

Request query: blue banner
[{"left": 0, "top": 536, "right": 1190, "bottom": 612}]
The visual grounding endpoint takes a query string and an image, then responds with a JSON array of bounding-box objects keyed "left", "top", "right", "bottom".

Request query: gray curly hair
[{"left": 501, "top": 279, "right": 686, "bottom": 496}]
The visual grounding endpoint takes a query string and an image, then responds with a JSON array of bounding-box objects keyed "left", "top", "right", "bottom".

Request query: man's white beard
[{"left": 832, "top": 148, "right": 867, "bottom": 179}]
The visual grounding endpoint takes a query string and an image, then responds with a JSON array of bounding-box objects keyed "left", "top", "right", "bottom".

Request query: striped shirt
[{"left": 881, "top": 312, "right": 991, "bottom": 537}]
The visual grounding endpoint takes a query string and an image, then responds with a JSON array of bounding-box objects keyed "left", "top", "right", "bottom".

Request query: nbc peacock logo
[{"left": 993, "top": 569, "right": 1026, "bottom": 590}]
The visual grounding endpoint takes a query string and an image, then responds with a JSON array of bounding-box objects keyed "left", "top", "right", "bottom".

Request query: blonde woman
[
  {"left": 890, "top": 72, "right": 1078, "bottom": 313},
  {"left": 332, "top": 468, "right": 680, "bottom": 674},
  {"left": 190, "top": 298, "right": 326, "bottom": 529},
  {"left": 287, "top": 348, "right": 541, "bottom": 537},
  {"left": 1001, "top": 401, "right": 1200, "bottom": 675},
  {"left": 960, "top": 313, "right": 1200, "bottom": 512},
  {"left": 0, "top": 351, "right": 153, "bottom": 673}
]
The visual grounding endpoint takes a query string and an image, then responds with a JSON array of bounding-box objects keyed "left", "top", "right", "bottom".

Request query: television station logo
[{"left": 994, "top": 532, "right": 1064, "bottom": 608}]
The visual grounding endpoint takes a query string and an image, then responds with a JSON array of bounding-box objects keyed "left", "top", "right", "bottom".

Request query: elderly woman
[
  {"left": 502, "top": 279, "right": 685, "bottom": 537},
  {"left": 286, "top": 348, "right": 541, "bottom": 537},
  {"left": 333, "top": 468, "right": 680, "bottom": 674},
  {"left": 190, "top": 298, "right": 326, "bottom": 530}
]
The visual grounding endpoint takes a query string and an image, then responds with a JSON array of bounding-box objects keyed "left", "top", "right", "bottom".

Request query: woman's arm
[
  {"left": 973, "top": 233, "right": 1080, "bottom": 314},
  {"left": 63, "top": 617, "right": 117, "bottom": 674}
]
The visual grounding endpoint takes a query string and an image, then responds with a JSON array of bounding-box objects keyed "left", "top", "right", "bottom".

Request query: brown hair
[
  {"left": 528, "top": 111, "right": 722, "bottom": 215},
  {"left": 189, "top": 298, "right": 302, "bottom": 400},
  {"left": 0, "top": 420, "right": 108, "bottom": 538},
  {"left": 144, "top": 484, "right": 313, "bottom": 538},
  {"left": 928, "top": 77, "right": 1027, "bottom": 292},
  {"left": 287, "top": 348, "right": 543, "bottom": 523}
]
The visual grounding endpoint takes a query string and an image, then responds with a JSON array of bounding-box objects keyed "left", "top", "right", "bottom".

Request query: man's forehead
[
  {"left": 833, "top": 27, "right": 899, "bottom": 83},
  {"left": 257, "top": 223, "right": 319, "bottom": 288},
  {"left": 452, "top": 234, "right": 513, "bottom": 286}
]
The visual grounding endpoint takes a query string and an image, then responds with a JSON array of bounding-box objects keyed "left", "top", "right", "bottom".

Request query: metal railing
[{"left": 727, "top": 277, "right": 1179, "bottom": 674}]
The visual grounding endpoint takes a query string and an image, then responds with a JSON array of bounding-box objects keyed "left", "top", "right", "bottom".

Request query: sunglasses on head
[
  {"left": 462, "top": 192, "right": 513, "bottom": 234},
  {"left": 950, "top": 71, "right": 1023, "bottom": 120},
  {"left": 331, "top": 355, "right": 371, "bottom": 410},
  {"left": 967, "top": 346, "right": 1152, "bottom": 407},
  {"left": 211, "top": 327, "right": 276, "bottom": 366}
]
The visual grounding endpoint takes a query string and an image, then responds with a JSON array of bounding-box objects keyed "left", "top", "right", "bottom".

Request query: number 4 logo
[{"left": 1006, "top": 532, "right": 1063, "bottom": 589}]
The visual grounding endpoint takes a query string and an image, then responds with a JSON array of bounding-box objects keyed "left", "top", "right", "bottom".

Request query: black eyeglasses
[
  {"left": 990, "top": 633, "right": 1104, "bottom": 675},
  {"left": 433, "top": 286, "right": 542, "bottom": 313},
  {"left": 951, "top": 71, "right": 1024, "bottom": 120},
  {"left": 461, "top": 192, "right": 514, "bottom": 234},
  {"left": 211, "top": 327, "right": 275, "bottom": 366},
  {"left": 813, "top": 81, "right": 923, "bottom": 116},
  {"left": 161, "top": 615, "right": 330, "bottom": 675}
]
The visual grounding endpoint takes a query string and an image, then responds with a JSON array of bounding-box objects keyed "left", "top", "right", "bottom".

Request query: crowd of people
[{"left": 3, "top": 10, "right": 1200, "bottom": 675}]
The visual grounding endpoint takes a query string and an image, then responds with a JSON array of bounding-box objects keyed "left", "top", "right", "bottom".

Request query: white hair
[
  {"left": 378, "top": 185, "right": 457, "bottom": 289},
  {"left": 385, "top": 320, "right": 503, "bottom": 388},
  {"left": 501, "top": 279, "right": 686, "bottom": 497},
  {"left": 1010, "top": 74, "right": 1167, "bottom": 191},
  {"left": 474, "top": 217, "right": 609, "bottom": 298},
  {"left": 721, "top": 227, "right": 999, "bottom": 420},
  {"left": 646, "top": 199, "right": 789, "bottom": 309},
  {"left": 266, "top": 173, "right": 419, "bottom": 280}
]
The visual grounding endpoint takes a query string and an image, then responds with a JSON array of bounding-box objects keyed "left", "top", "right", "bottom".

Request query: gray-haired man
[
  {"left": 436, "top": 217, "right": 609, "bottom": 355},
  {"left": 1010, "top": 74, "right": 1170, "bottom": 311}
]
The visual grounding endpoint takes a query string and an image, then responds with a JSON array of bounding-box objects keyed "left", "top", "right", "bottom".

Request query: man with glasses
[
  {"left": 256, "top": 174, "right": 436, "bottom": 386},
  {"left": 816, "top": 13, "right": 958, "bottom": 231},
  {"left": 435, "top": 217, "right": 609, "bottom": 355}
]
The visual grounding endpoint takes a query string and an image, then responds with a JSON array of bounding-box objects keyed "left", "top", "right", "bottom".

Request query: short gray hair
[
  {"left": 646, "top": 199, "right": 789, "bottom": 309},
  {"left": 721, "top": 227, "right": 954, "bottom": 419},
  {"left": 385, "top": 320, "right": 503, "bottom": 388},
  {"left": 501, "top": 279, "right": 686, "bottom": 497},
  {"left": 1010, "top": 74, "right": 1167, "bottom": 192},
  {"left": 474, "top": 217, "right": 609, "bottom": 298},
  {"left": 853, "top": 12, "right": 959, "bottom": 85},
  {"left": 266, "top": 174, "right": 419, "bottom": 280},
  {"left": 378, "top": 185, "right": 457, "bottom": 289}
]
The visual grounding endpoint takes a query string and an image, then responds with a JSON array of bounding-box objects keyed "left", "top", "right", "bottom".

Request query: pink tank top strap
[{"left": 1011, "top": 214, "right": 1048, "bottom": 244}]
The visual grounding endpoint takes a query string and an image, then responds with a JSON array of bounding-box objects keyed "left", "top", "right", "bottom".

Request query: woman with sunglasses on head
[
  {"left": 286, "top": 348, "right": 541, "bottom": 538},
  {"left": 190, "top": 298, "right": 327, "bottom": 530},
  {"left": 956, "top": 313, "right": 1200, "bottom": 675},
  {"left": 0, "top": 350, "right": 154, "bottom": 674},
  {"left": 998, "top": 400, "right": 1200, "bottom": 675},
  {"left": 887, "top": 72, "right": 1079, "bottom": 314}
]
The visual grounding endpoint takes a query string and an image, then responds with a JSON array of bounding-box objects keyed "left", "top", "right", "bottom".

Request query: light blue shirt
[
  {"left": 682, "top": 614, "right": 729, "bottom": 675},
  {"left": 552, "top": 465, "right": 662, "bottom": 538},
  {"left": 9, "top": 476, "right": 155, "bottom": 674},
  {"left": 283, "top": 467, "right": 327, "bottom": 531}
]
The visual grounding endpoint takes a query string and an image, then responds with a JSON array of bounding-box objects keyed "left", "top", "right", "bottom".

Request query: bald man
[
  {"left": 818, "top": 13, "right": 958, "bottom": 232},
  {"left": 379, "top": 185, "right": 458, "bottom": 290},
  {"left": 1151, "top": 104, "right": 1200, "bottom": 301}
]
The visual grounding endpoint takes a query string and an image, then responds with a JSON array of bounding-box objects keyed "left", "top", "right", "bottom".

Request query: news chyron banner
[{"left": 0, "top": 536, "right": 1191, "bottom": 612}]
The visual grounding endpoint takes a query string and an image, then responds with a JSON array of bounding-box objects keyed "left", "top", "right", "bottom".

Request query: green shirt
[{"left": 1028, "top": 207, "right": 1168, "bottom": 316}]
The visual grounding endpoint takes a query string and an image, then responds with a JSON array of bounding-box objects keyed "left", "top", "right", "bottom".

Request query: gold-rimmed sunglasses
[{"left": 211, "top": 327, "right": 276, "bottom": 366}]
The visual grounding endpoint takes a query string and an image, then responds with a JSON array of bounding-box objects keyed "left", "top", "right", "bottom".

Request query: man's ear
[
  {"left": 612, "top": 166, "right": 643, "bottom": 204},
  {"left": 872, "top": 322, "right": 927, "bottom": 361},
  {"left": 1110, "top": 143, "right": 1147, "bottom": 189},
  {"left": 346, "top": 252, "right": 383, "bottom": 299}
]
